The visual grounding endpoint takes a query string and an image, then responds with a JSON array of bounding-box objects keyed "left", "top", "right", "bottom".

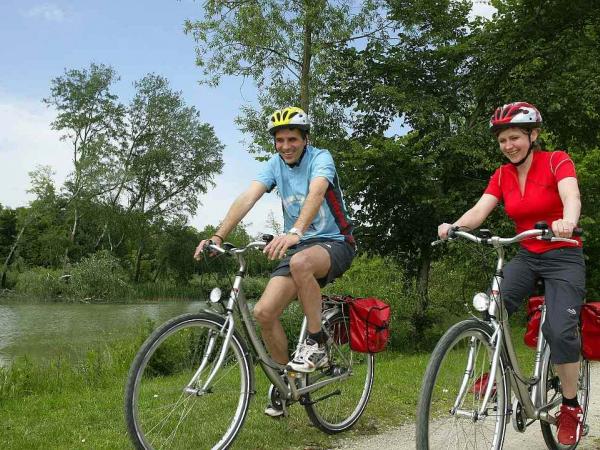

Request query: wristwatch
[{"left": 288, "top": 227, "right": 303, "bottom": 238}]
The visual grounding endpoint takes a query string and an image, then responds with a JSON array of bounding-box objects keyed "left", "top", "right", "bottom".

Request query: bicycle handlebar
[
  {"left": 205, "top": 240, "right": 267, "bottom": 255},
  {"left": 432, "top": 227, "right": 581, "bottom": 247}
]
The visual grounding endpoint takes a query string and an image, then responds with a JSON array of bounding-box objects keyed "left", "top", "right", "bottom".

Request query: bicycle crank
[{"left": 511, "top": 399, "right": 527, "bottom": 433}]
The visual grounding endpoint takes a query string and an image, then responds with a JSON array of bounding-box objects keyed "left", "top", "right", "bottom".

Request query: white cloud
[
  {"left": 23, "top": 3, "right": 66, "bottom": 22},
  {"left": 470, "top": 0, "right": 497, "bottom": 20},
  {"left": 0, "top": 93, "right": 71, "bottom": 207}
]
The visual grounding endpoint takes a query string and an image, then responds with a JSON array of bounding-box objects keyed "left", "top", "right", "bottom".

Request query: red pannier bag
[
  {"left": 581, "top": 302, "right": 600, "bottom": 361},
  {"left": 524, "top": 296, "right": 545, "bottom": 348},
  {"left": 346, "top": 297, "right": 391, "bottom": 353}
]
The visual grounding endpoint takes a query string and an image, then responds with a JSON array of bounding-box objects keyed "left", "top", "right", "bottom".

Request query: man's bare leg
[
  {"left": 289, "top": 245, "right": 331, "bottom": 334},
  {"left": 253, "top": 276, "right": 297, "bottom": 364}
]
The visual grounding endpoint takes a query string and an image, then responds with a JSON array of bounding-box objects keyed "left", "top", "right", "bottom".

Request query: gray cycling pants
[{"left": 501, "top": 247, "right": 586, "bottom": 364}]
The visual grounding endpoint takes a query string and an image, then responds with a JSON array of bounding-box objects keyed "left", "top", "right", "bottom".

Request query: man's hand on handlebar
[
  {"left": 263, "top": 233, "right": 300, "bottom": 261},
  {"left": 193, "top": 235, "right": 223, "bottom": 260}
]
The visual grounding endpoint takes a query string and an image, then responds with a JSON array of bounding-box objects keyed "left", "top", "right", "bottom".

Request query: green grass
[
  {"left": 0, "top": 320, "right": 539, "bottom": 449},
  {"left": 0, "top": 350, "right": 427, "bottom": 450}
]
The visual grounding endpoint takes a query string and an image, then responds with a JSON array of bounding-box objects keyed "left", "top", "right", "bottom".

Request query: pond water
[{"left": 0, "top": 300, "right": 205, "bottom": 367}]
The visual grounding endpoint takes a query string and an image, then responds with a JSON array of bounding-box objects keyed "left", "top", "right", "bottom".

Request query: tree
[
  {"left": 118, "top": 74, "right": 224, "bottom": 281},
  {"left": 330, "top": 0, "right": 494, "bottom": 293},
  {"left": 184, "top": 0, "right": 391, "bottom": 156},
  {"left": 0, "top": 204, "right": 17, "bottom": 288},
  {"left": 43, "top": 67, "right": 225, "bottom": 281},
  {"left": 43, "top": 63, "right": 125, "bottom": 267}
]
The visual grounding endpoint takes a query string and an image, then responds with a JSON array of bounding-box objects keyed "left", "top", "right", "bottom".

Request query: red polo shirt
[{"left": 484, "top": 150, "right": 581, "bottom": 253}]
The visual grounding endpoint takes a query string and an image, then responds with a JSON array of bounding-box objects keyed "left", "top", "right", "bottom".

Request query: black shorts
[
  {"left": 270, "top": 239, "right": 355, "bottom": 287},
  {"left": 502, "top": 247, "right": 586, "bottom": 364}
]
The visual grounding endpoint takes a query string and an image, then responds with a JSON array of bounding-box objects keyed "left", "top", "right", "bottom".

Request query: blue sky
[{"left": 0, "top": 0, "right": 281, "bottom": 235}]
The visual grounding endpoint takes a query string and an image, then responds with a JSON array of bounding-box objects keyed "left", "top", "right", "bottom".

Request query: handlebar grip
[
  {"left": 447, "top": 226, "right": 460, "bottom": 239},
  {"left": 262, "top": 234, "right": 274, "bottom": 243},
  {"left": 573, "top": 227, "right": 583, "bottom": 237}
]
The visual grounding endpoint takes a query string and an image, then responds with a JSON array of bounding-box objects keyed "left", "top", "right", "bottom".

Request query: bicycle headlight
[
  {"left": 209, "top": 287, "right": 222, "bottom": 303},
  {"left": 472, "top": 292, "right": 490, "bottom": 312}
]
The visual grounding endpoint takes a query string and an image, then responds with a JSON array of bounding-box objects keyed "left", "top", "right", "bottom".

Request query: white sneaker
[
  {"left": 264, "top": 403, "right": 284, "bottom": 418},
  {"left": 288, "top": 339, "right": 328, "bottom": 373}
]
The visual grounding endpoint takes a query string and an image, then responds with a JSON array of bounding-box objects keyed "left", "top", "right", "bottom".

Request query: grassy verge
[
  {"left": 0, "top": 323, "right": 536, "bottom": 449},
  {"left": 0, "top": 351, "right": 425, "bottom": 450}
]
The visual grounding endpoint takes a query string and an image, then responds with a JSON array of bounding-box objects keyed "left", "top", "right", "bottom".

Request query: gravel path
[{"left": 341, "top": 362, "right": 600, "bottom": 449}]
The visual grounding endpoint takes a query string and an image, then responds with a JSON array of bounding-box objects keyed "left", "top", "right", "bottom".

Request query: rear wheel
[
  {"left": 304, "top": 311, "right": 375, "bottom": 433},
  {"left": 124, "top": 313, "right": 253, "bottom": 450},
  {"left": 540, "top": 347, "right": 590, "bottom": 450},
  {"left": 416, "top": 319, "right": 508, "bottom": 449}
]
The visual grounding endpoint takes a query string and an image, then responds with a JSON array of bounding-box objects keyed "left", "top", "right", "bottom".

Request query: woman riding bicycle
[{"left": 438, "top": 102, "right": 586, "bottom": 446}]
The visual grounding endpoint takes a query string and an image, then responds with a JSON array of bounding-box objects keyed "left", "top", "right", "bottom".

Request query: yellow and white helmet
[{"left": 267, "top": 107, "right": 310, "bottom": 135}]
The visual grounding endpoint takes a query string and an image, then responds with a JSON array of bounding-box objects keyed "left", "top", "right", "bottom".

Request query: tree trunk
[
  {"left": 134, "top": 240, "right": 145, "bottom": 283},
  {"left": 94, "top": 222, "right": 108, "bottom": 250},
  {"left": 413, "top": 245, "right": 432, "bottom": 343},
  {"left": 300, "top": 6, "right": 313, "bottom": 113},
  {"left": 417, "top": 248, "right": 431, "bottom": 305},
  {"left": 63, "top": 207, "right": 79, "bottom": 270},
  {"left": 1, "top": 225, "right": 25, "bottom": 288},
  {"left": 152, "top": 257, "right": 166, "bottom": 282}
]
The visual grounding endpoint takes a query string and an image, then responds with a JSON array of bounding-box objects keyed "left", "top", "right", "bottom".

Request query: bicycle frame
[
  {"left": 190, "top": 241, "right": 352, "bottom": 404},
  {"left": 443, "top": 229, "right": 580, "bottom": 425}
]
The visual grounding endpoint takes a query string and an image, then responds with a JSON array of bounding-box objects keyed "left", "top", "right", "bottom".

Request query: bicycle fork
[
  {"left": 184, "top": 313, "right": 236, "bottom": 396},
  {"left": 451, "top": 326, "right": 502, "bottom": 421}
]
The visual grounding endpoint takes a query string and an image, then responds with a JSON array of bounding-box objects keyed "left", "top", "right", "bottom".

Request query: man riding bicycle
[
  {"left": 194, "top": 106, "right": 356, "bottom": 416},
  {"left": 438, "top": 102, "right": 586, "bottom": 445}
]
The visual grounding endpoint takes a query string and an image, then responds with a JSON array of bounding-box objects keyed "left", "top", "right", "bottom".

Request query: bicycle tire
[
  {"left": 304, "top": 311, "right": 374, "bottom": 433},
  {"left": 540, "top": 346, "right": 590, "bottom": 450},
  {"left": 416, "top": 319, "right": 508, "bottom": 450},
  {"left": 124, "top": 312, "right": 254, "bottom": 450}
]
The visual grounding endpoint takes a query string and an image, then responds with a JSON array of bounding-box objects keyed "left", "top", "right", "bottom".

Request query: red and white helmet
[{"left": 489, "top": 102, "right": 542, "bottom": 133}]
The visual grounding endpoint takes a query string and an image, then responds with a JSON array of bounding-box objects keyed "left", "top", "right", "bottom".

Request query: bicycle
[
  {"left": 416, "top": 226, "right": 590, "bottom": 449},
  {"left": 124, "top": 237, "right": 374, "bottom": 450}
]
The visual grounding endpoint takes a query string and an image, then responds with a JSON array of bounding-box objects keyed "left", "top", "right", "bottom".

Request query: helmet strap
[{"left": 510, "top": 132, "right": 534, "bottom": 167}]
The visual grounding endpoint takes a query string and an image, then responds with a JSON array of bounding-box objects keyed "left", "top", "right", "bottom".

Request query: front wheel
[
  {"left": 540, "top": 347, "right": 590, "bottom": 450},
  {"left": 304, "top": 311, "right": 375, "bottom": 433},
  {"left": 124, "top": 313, "right": 254, "bottom": 450},
  {"left": 416, "top": 319, "right": 508, "bottom": 449}
]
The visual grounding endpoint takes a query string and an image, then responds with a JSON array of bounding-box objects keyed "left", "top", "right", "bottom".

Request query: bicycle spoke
[
  {"left": 304, "top": 312, "right": 374, "bottom": 433},
  {"left": 417, "top": 321, "right": 507, "bottom": 449},
  {"left": 125, "top": 314, "right": 252, "bottom": 450}
]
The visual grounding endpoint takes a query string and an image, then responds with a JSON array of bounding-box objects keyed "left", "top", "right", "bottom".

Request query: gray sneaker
[{"left": 288, "top": 338, "right": 328, "bottom": 373}]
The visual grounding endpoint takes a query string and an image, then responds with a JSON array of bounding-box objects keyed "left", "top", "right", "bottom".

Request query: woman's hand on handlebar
[
  {"left": 438, "top": 223, "right": 455, "bottom": 240},
  {"left": 551, "top": 219, "right": 577, "bottom": 239},
  {"left": 193, "top": 235, "right": 223, "bottom": 260}
]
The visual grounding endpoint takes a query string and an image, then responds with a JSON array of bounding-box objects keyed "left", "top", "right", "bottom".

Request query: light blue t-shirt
[{"left": 254, "top": 145, "right": 354, "bottom": 245}]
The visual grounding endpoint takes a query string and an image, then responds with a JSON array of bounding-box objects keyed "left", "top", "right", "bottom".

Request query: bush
[
  {"left": 67, "top": 250, "right": 133, "bottom": 302},
  {"left": 14, "top": 267, "right": 65, "bottom": 299}
]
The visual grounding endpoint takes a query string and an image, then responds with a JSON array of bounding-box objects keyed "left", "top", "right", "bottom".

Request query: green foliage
[
  {"left": 67, "top": 251, "right": 132, "bottom": 302},
  {"left": 14, "top": 267, "right": 65, "bottom": 299}
]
